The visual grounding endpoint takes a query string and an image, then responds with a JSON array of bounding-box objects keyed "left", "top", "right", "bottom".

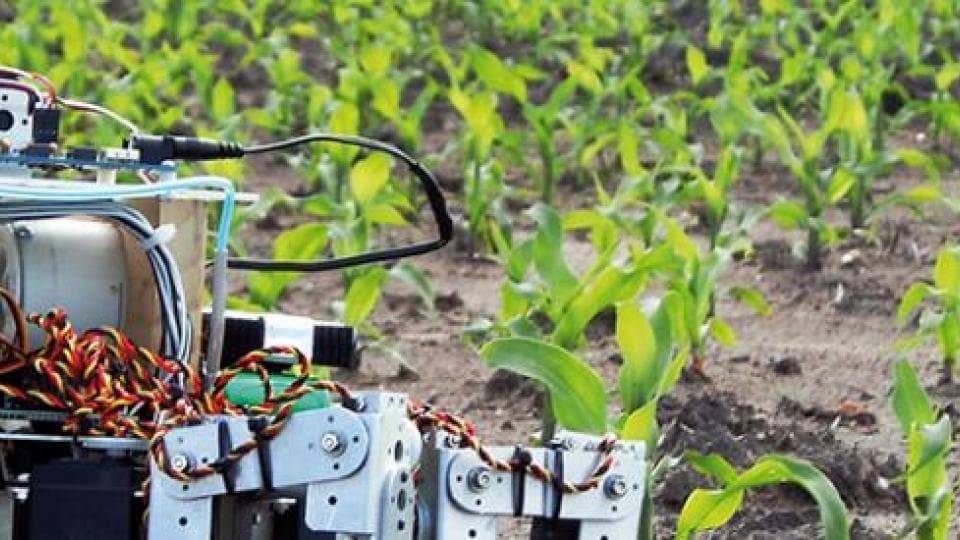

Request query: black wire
[{"left": 229, "top": 133, "right": 453, "bottom": 272}]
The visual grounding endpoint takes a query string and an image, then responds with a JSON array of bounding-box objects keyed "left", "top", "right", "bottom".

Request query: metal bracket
[
  {"left": 419, "top": 431, "right": 645, "bottom": 540},
  {"left": 147, "top": 392, "right": 420, "bottom": 539}
]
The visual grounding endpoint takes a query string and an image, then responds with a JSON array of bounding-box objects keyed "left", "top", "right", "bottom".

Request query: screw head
[
  {"left": 604, "top": 475, "right": 629, "bottom": 499},
  {"left": 467, "top": 467, "right": 493, "bottom": 492},
  {"left": 171, "top": 453, "right": 191, "bottom": 473},
  {"left": 320, "top": 432, "right": 343, "bottom": 454}
]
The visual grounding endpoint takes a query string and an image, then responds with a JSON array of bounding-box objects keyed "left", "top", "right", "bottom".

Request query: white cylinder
[{"left": 0, "top": 218, "right": 127, "bottom": 344}]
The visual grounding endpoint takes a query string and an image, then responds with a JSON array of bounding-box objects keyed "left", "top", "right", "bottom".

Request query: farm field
[{"left": 3, "top": 0, "right": 960, "bottom": 538}]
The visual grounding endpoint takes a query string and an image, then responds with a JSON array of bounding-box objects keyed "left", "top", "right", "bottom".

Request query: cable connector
[{"left": 130, "top": 135, "right": 244, "bottom": 164}]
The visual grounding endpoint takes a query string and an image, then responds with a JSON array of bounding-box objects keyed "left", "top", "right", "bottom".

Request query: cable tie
[
  {"left": 140, "top": 223, "right": 177, "bottom": 251},
  {"left": 511, "top": 445, "right": 531, "bottom": 517}
]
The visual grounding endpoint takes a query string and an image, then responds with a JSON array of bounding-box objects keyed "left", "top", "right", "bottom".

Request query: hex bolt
[
  {"left": 604, "top": 474, "right": 629, "bottom": 499},
  {"left": 13, "top": 224, "right": 31, "bottom": 240},
  {"left": 171, "top": 453, "right": 192, "bottom": 473},
  {"left": 467, "top": 467, "right": 493, "bottom": 492},
  {"left": 320, "top": 432, "right": 344, "bottom": 455}
]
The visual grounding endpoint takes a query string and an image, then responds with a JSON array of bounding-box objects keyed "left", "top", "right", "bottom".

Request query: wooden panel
[{"left": 124, "top": 197, "right": 208, "bottom": 367}]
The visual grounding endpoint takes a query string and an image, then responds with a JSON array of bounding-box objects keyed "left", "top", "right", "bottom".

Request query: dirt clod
[{"left": 770, "top": 356, "right": 803, "bottom": 375}]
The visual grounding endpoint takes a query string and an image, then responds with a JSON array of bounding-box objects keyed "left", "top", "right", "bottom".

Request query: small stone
[{"left": 840, "top": 249, "right": 862, "bottom": 267}]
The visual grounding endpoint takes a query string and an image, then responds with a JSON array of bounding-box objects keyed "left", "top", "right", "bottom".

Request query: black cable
[
  {"left": 234, "top": 133, "right": 453, "bottom": 272},
  {"left": 132, "top": 132, "right": 454, "bottom": 273}
]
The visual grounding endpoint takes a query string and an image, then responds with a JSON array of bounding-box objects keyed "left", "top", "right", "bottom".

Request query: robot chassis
[{"left": 0, "top": 67, "right": 646, "bottom": 539}]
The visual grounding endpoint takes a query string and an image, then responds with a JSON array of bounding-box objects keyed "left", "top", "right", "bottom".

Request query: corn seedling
[
  {"left": 676, "top": 451, "right": 850, "bottom": 540},
  {"left": 890, "top": 360, "right": 955, "bottom": 539},
  {"left": 897, "top": 246, "right": 960, "bottom": 383}
]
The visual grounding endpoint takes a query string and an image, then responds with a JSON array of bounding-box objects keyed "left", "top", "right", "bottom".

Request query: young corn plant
[
  {"left": 896, "top": 246, "right": 960, "bottom": 383},
  {"left": 478, "top": 281, "right": 691, "bottom": 540},
  {"left": 760, "top": 105, "right": 844, "bottom": 270},
  {"left": 616, "top": 294, "right": 690, "bottom": 539},
  {"left": 676, "top": 452, "right": 850, "bottom": 540},
  {"left": 890, "top": 360, "right": 955, "bottom": 539}
]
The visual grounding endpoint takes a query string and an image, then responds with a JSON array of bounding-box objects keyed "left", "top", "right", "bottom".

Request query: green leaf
[
  {"left": 768, "top": 200, "right": 808, "bottom": 230},
  {"left": 372, "top": 79, "right": 401, "bottom": 121},
  {"left": 891, "top": 359, "right": 936, "bottom": 434},
  {"left": 389, "top": 262, "right": 434, "bottom": 312},
  {"left": 935, "top": 63, "right": 960, "bottom": 91},
  {"left": 618, "top": 123, "right": 644, "bottom": 177},
  {"left": 686, "top": 451, "right": 738, "bottom": 484},
  {"left": 211, "top": 77, "right": 236, "bottom": 120},
  {"left": 343, "top": 268, "right": 388, "bottom": 325},
  {"left": 617, "top": 302, "right": 658, "bottom": 411},
  {"left": 473, "top": 47, "right": 526, "bottom": 102},
  {"left": 826, "top": 168, "right": 855, "bottom": 205},
  {"left": 936, "top": 311, "right": 960, "bottom": 363},
  {"left": 329, "top": 101, "right": 359, "bottom": 135},
  {"left": 246, "top": 223, "right": 329, "bottom": 308},
  {"left": 528, "top": 204, "right": 579, "bottom": 303},
  {"left": 480, "top": 338, "right": 608, "bottom": 433},
  {"left": 360, "top": 45, "right": 392, "bottom": 75},
  {"left": 896, "top": 282, "right": 931, "bottom": 326},
  {"left": 364, "top": 203, "right": 407, "bottom": 225},
  {"left": 734, "top": 456, "right": 850, "bottom": 540},
  {"left": 676, "top": 489, "right": 745, "bottom": 540},
  {"left": 903, "top": 186, "right": 943, "bottom": 205},
  {"left": 566, "top": 60, "right": 602, "bottom": 94},
  {"left": 551, "top": 264, "right": 642, "bottom": 350},
  {"left": 621, "top": 399, "right": 658, "bottom": 450},
  {"left": 274, "top": 223, "right": 328, "bottom": 260},
  {"left": 710, "top": 318, "right": 737, "bottom": 347},
  {"left": 350, "top": 153, "right": 392, "bottom": 205},
  {"left": 686, "top": 46, "right": 709, "bottom": 85},
  {"left": 730, "top": 286, "right": 772, "bottom": 316},
  {"left": 933, "top": 247, "right": 960, "bottom": 293}
]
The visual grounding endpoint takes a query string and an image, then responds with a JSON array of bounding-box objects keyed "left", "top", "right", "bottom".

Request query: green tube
[{"left": 224, "top": 372, "right": 330, "bottom": 411}]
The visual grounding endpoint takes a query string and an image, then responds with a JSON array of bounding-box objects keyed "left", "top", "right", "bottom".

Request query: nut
[
  {"left": 320, "top": 432, "right": 343, "bottom": 454},
  {"left": 604, "top": 474, "right": 629, "bottom": 499},
  {"left": 171, "top": 453, "right": 191, "bottom": 473},
  {"left": 467, "top": 466, "right": 492, "bottom": 492}
]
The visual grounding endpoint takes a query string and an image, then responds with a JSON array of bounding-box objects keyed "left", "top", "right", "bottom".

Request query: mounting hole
[
  {"left": 328, "top": 495, "right": 338, "bottom": 506},
  {"left": 475, "top": 498, "right": 482, "bottom": 506},
  {"left": 601, "top": 536, "right": 609, "bottom": 540},
  {"left": 393, "top": 440, "right": 403, "bottom": 462},
  {"left": 178, "top": 517, "right": 188, "bottom": 527},
  {"left": 0, "top": 110, "right": 11, "bottom": 132},
  {"left": 611, "top": 505, "right": 618, "bottom": 513},
  {"left": 397, "top": 489, "right": 407, "bottom": 511},
  {"left": 333, "top": 463, "right": 340, "bottom": 471},
  {"left": 455, "top": 475, "right": 463, "bottom": 483},
  {"left": 181, "top": 484, "right": 189, "bottom": 492},
  {"left": 468, "top": 530, "right": 477, "bottom": 538},
  {"left": 496, "top": 477, "right": 503, "bottom": 484},
  {"left": 1, "top": 94, "right": 7, "bottom": 101},
  {"left": 633, "top": 483, "right": 639, "bottom": 490},
  {"left": 200, "top": 457, "right": 209, "bottom": 464},
  {"left": 400, "top": 471, "right": 409, "bottom": 483},
  {"left": 352, "top": 435, "right": 360, "bottom": 443},
  {"left": 20, "top": 118, "right": 27, "bottom": 126},
  {"left": 398, "top": 520, "right": 406, "bottom": 531},
  {"left": 327, "top": 415, "right": 335, "bottom": 423}
]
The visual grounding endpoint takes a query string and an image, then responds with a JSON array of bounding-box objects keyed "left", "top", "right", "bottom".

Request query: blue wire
[{"left": 0, "top": 176, "right": 236, "bottom": 252}]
